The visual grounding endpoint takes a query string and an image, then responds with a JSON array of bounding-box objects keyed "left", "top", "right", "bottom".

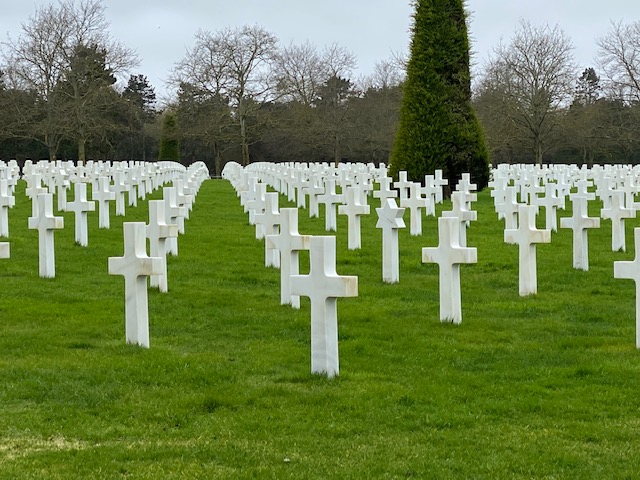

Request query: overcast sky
[{"left": 2, "top": 0, "right": 639, "bottom": 100}]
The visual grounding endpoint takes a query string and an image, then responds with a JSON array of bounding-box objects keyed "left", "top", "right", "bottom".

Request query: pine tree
[
  {"left": 389, "top": 0, "right": 490, "bottom": 190},
  {"left": 158, "top": 111, "right": 180, "bottom": 161}
]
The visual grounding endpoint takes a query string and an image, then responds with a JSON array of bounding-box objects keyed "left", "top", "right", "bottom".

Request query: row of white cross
[
  {"left": 492, "top": 163, "right": 640, "bottom": 347},
  {"left": 226, "top": 159, "right": 640, "bottom": 357},
  {"left": 222, "top": 161, "right": 482, "bottom": 376},
  {"left": 0, "top": 159, "right": 209, "bottom": 348}
]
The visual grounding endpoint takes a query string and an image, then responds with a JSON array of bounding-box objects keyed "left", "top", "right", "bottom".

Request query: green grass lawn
[{"left": 1, "top": 177, "right": 640, "bottom": 479}]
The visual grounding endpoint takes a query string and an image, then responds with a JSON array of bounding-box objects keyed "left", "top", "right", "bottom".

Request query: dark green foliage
[
  {"left": 390, "top": 0, "right": 490, "bottom": 190},
  {"left": 158, "top": 111, "right": 180, "bottom": 161}
]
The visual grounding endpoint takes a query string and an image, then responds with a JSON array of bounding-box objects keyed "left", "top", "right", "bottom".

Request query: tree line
[{"left": 1, "top": 0, "right": 640, "bottom": 176}]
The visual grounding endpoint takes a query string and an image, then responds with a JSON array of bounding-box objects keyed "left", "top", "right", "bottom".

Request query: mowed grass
[{"left": 1, "top": 177, "right": 640, "bottom": 479}]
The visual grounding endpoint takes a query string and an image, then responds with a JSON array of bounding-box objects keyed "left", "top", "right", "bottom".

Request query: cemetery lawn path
[{"left": 1, "top": 179, "right": 640, "bottom": 478}]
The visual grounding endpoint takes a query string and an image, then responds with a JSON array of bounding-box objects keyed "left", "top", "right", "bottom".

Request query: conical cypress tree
[
  {"left": 158, "top": 111, "right": 180, "bottom": 162},
  {"left": 389, "top": 0, "right": 490, "bottom": 190}
]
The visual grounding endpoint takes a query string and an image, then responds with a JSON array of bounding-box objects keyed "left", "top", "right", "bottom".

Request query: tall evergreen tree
[
  {"left": 389, "top": 0, "right": 489, "bottom": 190},
  {"left": 158, "top": 111, "right": 180, "bottom": 162}
]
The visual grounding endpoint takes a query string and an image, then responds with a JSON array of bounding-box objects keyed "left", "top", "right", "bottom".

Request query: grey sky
[{"left": 2, "top": 0, "right": 640, "bottom": 100}]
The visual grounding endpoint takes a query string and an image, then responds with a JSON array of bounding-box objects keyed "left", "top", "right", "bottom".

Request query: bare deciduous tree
[
  {"left": 171, "top": 25, "right": 278, "bottom": 165},
  {"left": 480, "top": 20, "right": 575, "bottom": 165},
  {"left": 1, "top": 0, "right": 137, "bottom": 161},
  {"left": 597, "top": 20, "right": 640, "bottom": 102},
  {"left": 273, "top": 41, "right": 325, "bottom": 106}
]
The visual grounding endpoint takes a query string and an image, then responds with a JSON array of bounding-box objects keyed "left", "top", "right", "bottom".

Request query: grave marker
[
  {"left": 614, "top": 228, "right": 640, "bottom": 348},
  {"left": 28, "top": 193, "right": 64, "bottom": 278},
  {"left": 265, "top": 208, "right": 311, "bottom": 308},
  {"left": 66, "top": 182, "right": 96, "bottom": 247},
  {"left": 147, "top": 200, "right": 179, "bottom": 292},
  {"left": 108, "top": 222, "right": 163, "bottom": 348},
  {"left": 290, "top": 236, "right": 358, "bottom": 378},
  {"left": 0, "top": 179, "right": 15, "bottom": 237},
  {"left": 560, "top": 196, "right": 600, "bottom": 270},
  {"left": 504, "top": 205, "right": 551, "bottom": 296},
  {"left": 601, "top": 189, "right": 635, "bottom": 252},
  {"left": 422, "top": 216, "right": 477, "bottom": 323},
  {"left": 376, "top": 198, "right": 406, "bottom": 283},
  {"left": 338, "top": 185, "right": 370, "bottom": 250}
]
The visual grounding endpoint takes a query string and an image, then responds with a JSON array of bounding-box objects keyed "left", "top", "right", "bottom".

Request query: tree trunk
[
  {"left": 240, "top": 115, "right": 249, "bottom": 166},
  {"left": 534, "top": 135, "right": 543, "bottom": 166},
  {"left": 333, "top": 132, "right": 340, "bottom": 167},
  {"left": 78, "top": 137, "right": 86, "bottom": 165},
  {"left": 213, "top": 142, "right": 222, "bottom": 177}
]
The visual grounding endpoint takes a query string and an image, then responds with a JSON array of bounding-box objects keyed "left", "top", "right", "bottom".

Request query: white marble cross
[
  {"left": 55, "top": 175, "right": 70, "bottom": 212},
  {"left": 26, "top": 174, "right": 48, "bottom": 217},
  {"left": 422, "top": 175, "right": 439, "bottom": 216},
  {"left": 535, "top": 182, "right": 564, "bottom": 232},
  {"left": 317, "top": 179, "right": 343, "bottom": 232},
  {"left": 433, "top": 170, "right": 448, "bottom": 204},
  {"left": 92, "top": 176, "right": 115, "bottom": 229},
  {"left": 147, "top": 200, "right": 179, "bottom": 292},
  {"left": 66, "top": 182, "right": 96, "bottom": 247},
  {"left": 254, "top": 192, "right": 281, "bottom": 267},
  {"left": 373, "top": 176, "right": 398, "bottom": 206},
  {"left": 111, "top": 171, "right": 128, "bottom": 216},
  {"left": 422, "top": 216, "right": 477, "bottom": 323},
  {"left": 304, "top": 176, "right": 324, "bottom": 218},
  {"left": 245, "top": 182, "right": 266, "bottom": 230},
  {"left": 401, "top": 182, "right": 429, "bottom": 236},
  {"left": 498, "top": 185, "right": 520, "bottom": 230},
  {"left": 293, "top": 171, "right": 309, "bottom": 209},
  {"left": 127, "top": 169, "right": 138, "bottom": 207},
  {"left": 394, "top": 171, "right": 411, "bottom": 203},
  {"left": 338, "top": 185, "right": 370, "bottom": 250},
  {"left": 290, "top": 235, "right": 358, "bottom": 378},
  {"left": 504, "top": 205, "right": 551, "bottom": 296},
  {"left": 265, "top": 208, "right": 311, "bottom": 308},
  {"left": 28, "top": 193, "right": 64, "bottom": 278},
  {"left": 614, "top": 228, "right": 640, "bottom": 348},
  {"left": 0, "top": 179, "right": 15, "bottom": 237},
  {"left": 560, "top": 196, "right": 600, "bottom": 270},
  {"left": 376, "top": 198, "right": 406, "bottom": 283},
  {"left": 108, "top": 222, "right": 163, "bottom": 348},
  {"left": 163, "top": 186, "right": 187, "bottom": 256},
  {"left": 601, "top": 189, "right": 635, "bottom": 252},
  {"left": 442, "top": 191, "right": 477, "bottom": 247}
]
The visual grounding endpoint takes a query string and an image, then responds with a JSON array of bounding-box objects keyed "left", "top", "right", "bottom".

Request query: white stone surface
[
  {"left": 442, "top": 191, "right": 477, "bottom": 247},
  {"left": 111, "top": 171, "right": 128, "bottom": 216},
  {"left": 265, "top": 208, "right": 311, "bottom": 308},
  {"left": 373, "top": 176, "right": 398, "bottom": 206},
  {"left": 535, "top": 182, "right": 564, "bottom": 232},
  {"left": 560, "top": 196, "right": 600, "bottom": 270},
  {"left": 254, "top": 192, "right": 281, "bottom": 267},
  {"left": 504, "top": 205, "right": 551, "bottom": 296},
  {"left": 66, "top": 182, "right": 96, "bottom": 247},
  {"left": 0, "top": 179, "right": 15, "bottom": 237},
  {"left": 290, "top": 235, "right": 358, "bottom": 378},
  {"left": 394, "top": 171, "right": 411, "bottom": 203},
  {"left": 338, "top": 185, "right": 370, "bottom": 250},
  {"left": 163, "top": 186, "right": 187, "bottom": 256},
  {"left": 108, "top": 222, "right": 163, "bottom": 348},
  {"left": 401, "top": 182, "right": 428, "bottom": 236},
  {"left": 376, "top": 198, "right": 406, "bottom": 283},
  {"left": 147, "top": 200, "right": 179, "bottom": 292},
  {"left": 422, "top": 216, "right": 477, "bottom": 323},
  {"left": 601, "top": 189, "right": 635, "bottom": 252},
  {"left": 92, "top": 176, "right": 115, "bottom": 229},
  {"left": 317, "top": 179, "right": 342, "bottom": 232},
  {"left": 28, "top": 193, "right": 64, "bottom": 278},
  {"left": 614, "top": 228, "right": 640, "bottom": 348}
]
